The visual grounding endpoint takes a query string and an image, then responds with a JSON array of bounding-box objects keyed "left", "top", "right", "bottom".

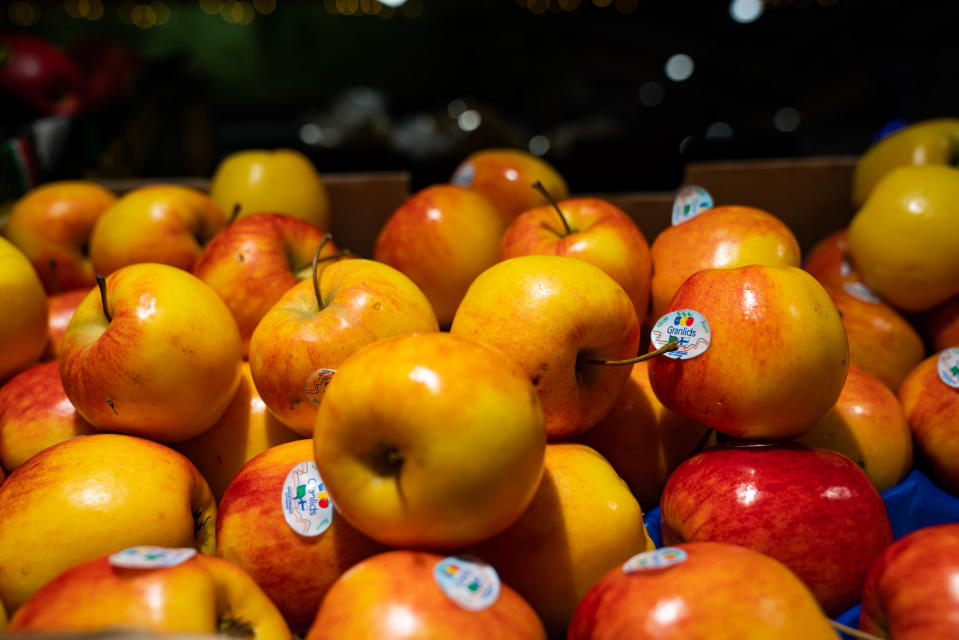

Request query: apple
[
  {"left": 660, "top": 441, "right": 893, "bottom": 616},
  {"left": 193, "top": 212, "right": 336, "bottom": 356},
  {"left": 859, "top": 523, "right": 959, "bottom": 639},
  {"left": 0, "top": 360, "right": 95, "bottom": 473},
  {"left": 172, "top": 362, "right": 300, "bottom": 501},
  {"left": 305, "top": 550, "right": 546, "bottom": 640},
  {"left": 373, "top": 184, "right": 505, "bottom": 328},
  {"left": 499, "top": 193, "right": 653, "bottom": 328},
  {"left": 43, "top": 287, "right": 88, "bottom": 360},
  {"left": 249, "top": 257, "right": 439, "bottom": 436},
  {"left": 923, "top": 293, "right": 959, "bottom": 351},
  {"left": 846, "top": 165, "right": 959, "bottom": 312},
  {"left": 88, "top": 185, "right": 228, "bottom": 276},
  {"left": 466, "top": 442, "right": 654, "bottom": 637},
  {"left": 0, "top": 34, "right": 84, "bottom": 116},
  {"left": 648, "top": 205, "right": 801, "bottom": 321},
  {"left": 209, "top": 148, "right": 331, "bottom": 230},
  {"left": 313, "top": 332, "right": 546, "bottom": 550},
  {"left": 898, "top": 350, "right": 959, "bottom": 496},
  {"left": 450, "top": 148, "right": 569, "bottom": 224},
  {"left": 9, "top": 549, "right": 290, "bottom": 639},
  {"left": 803, "top": 228, "right": 861, "bottom": 291},
  {"left": 0, "top": 433, "right": 217, "bottom": 612},
  {"left": 4, "top": 181, "right": 118, "bottom": 293},
  {"left": 573, "top": 360, "right": 710, "bottom": 510},
  {"left": 59, "top": 262, "right": 242, "bottom": 443},
  {"left": 217, "top": 438, "right": 387, "bottom": 633},
  {"left": 796, "top": 365, "right": 913, "bottom": 492},
  {"left": 568, "top": 542, "right": 837, "bottom": 640},
  {"left": 68, "top": 38, "right": 142, "bottom": 111},
  {"left": 0, "top": 237, "right": 48, "bottom": 384},
  {"left": 450, "top": 254, "right": 641, "bottom": 440},
  {"left": 825, "top": 283, "right": 925, "bottom": 392}
]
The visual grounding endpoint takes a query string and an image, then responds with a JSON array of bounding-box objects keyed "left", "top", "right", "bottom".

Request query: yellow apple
[
  {"left": 0, "top": 433, "right": 217, "bottom": 612},
  {"left": 313, "top": 332, "right": 546, "bottom": 550},
  {"left": 209, "top": 148, "right": 331, "bottom": 230},
  {"left": 0, "top": 237, "right": 48, "bottom": 383}
]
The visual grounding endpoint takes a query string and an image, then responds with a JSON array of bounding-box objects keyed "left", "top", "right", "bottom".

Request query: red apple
[
  {"left": 859, "top": 523, "right": 959, "bottom": 639},
  {"left": 0, "top": 34, "right": 84, "bottom": 116},
  {"left": 923, "top": 293, "right": 959, "bottom": 351},
  {"left": 803, "top": 229, "right": 861, "bottom": 291},
  {"left": 193, "top": 212, "right": 335, "bottom": 356},
  {"left": 499, "top": 196, "right": 653, "bottom": 327},
  {"left": 569, "top": 542, "right": 837, "bottom": 640},
  {"left": 660, "top": 442, "right": 893, "bottom": 616},
  {"left": 44, "top": 288, "right": 88, "bottom": 360}
]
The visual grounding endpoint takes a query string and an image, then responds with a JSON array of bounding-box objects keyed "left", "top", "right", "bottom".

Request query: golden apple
[{"left": 0, "top": 237, "right": 47, "bottom": 383}]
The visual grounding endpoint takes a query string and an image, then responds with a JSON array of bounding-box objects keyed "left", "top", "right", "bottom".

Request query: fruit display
[{"left": 3, "top": 123, "right": 959, "bottom": 640}]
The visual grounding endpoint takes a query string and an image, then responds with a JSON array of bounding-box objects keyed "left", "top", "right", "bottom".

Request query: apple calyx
[
  {"left": 829, "top": 620, "right": 882, "bottom": 640},
  {"left": 532, "top": 180, "right": 574, "bottom": 236},
  {"left": 580, "top": 340, "right": 679, "bottom": 367},
  {"left": 96, "top": 273, "right": 111, "bottom": 322},
  {"left": 368, "top": 443, "right": 405, "bottom": 478},
  {"left": 218, "top": 615, "right": 255, "bottom": 638}
]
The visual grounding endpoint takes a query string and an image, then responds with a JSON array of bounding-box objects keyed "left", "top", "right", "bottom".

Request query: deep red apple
[{"left": 0, "top": 34, "right": 84, "bottom": 116}]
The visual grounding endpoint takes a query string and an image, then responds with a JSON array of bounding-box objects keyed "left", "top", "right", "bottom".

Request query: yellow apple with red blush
[{"left": 0, "top": 237, "right": 48, "bottom": 384}]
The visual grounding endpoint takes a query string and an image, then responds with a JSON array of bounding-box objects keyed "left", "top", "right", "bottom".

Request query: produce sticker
[
  {"left": 109, "top": 546, "right": 197, "bottom": 569},
  {"left": 304, "top": 368, "right": 336, "bottom": 407},
  {"left": 671, "top": 184, "right": 713, "bottom": 225},
  {"left": 622, "top": 547, "right": 688, "bottom": 573},
  {"left": 433, "top": 556, "right": 501, "bottom": 611},
  {"left": 650, "top": 309, "right": 711, "bottom": 359},
  {"left": 937, "top": 348, "right": 959, "bottom": 389},
  {"left": 842, "top": 280, "right": 881, "bottom": 304},
  {"left": 451, "top": 161, "right": 475, "bottom": 188},
  {"left": 281, "top": 460, "right": 334, "bottom": 537}
]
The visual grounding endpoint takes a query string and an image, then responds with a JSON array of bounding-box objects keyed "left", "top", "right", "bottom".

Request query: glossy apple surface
[
  {"left": 660, "top": 442, "right": 893, "bottom": 616},
  {"left": 569, "top": 542, "right": 837, "bottom": 640},
  {"left": 0, "top": 237, "right": 48, "bottom": 384},
  {"left": 43, "top": 288, "right": 88, "bottom": 360},
  {"left": 450, "top": 255, "right": 640, "bottom": 439},
  {"left": 803, "top": 228, "right": 860, "bottom": 291}
]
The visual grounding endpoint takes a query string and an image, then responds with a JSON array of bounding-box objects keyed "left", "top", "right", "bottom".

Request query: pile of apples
[{"left": 1, "top": 120, "right": 958, "bottom": 640}]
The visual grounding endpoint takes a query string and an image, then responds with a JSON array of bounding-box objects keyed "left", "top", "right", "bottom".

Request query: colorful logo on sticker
[
  {"left": 109, "top": 546, "right": 197, "bottom": 569},
  {"left": 622, "top": 547, "right": 688, "bottom": 573},
  {"left": 305, "top": 368, "right": 336, "bottom": 407},
  {"left": 433, "top": 556, "right": 500, "bottom": 611},
  {"left": 937, "top": 348, "right": 959, "bottom": 389},
  {"left": 451, "top": 162, "right": 475, "bottom": 188},
  {"left": 281, "top": 460, "right": 334, "bottom": 537},
  {"left": 842, "top": 281, "right": 881, "bottom": 304},
  {"left": 671, "top": 185, "right": 713, "bottom": 226},
  {"left": 650, "top": 309, "right": 711, "bottom": 359}
]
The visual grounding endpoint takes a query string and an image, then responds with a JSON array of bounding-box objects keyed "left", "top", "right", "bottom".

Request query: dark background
[{"left": 2, "top": 0, "right": 957, "bottom": 194}]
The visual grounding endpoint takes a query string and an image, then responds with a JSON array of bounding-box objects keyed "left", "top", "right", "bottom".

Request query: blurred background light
[
  {"left": 774, "top": 107, "right": 801, "bottom": 132},
  {"left": 729, "top": 0, "right": 763, "bottom": 24},
  {"left": 665, "top": 54, "right": 694, "bottom": 81}
]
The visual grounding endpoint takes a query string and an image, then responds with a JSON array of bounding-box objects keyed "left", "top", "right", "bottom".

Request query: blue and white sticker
[
  {"left": 671, "top": 185, "right": 713, "bottom": 225},
  {"left": 843, "top": 281, "right": 881, "bottom": 304},
  {"left": 937, "top": 348, "right": 959, "bottom": 389},
  {"left": 109, "top": 546, "right": 196, "bottom": 569},
  {"left": 451, "top": 161, "right": 475, "bottom": 188},
  {"left": 282, "top": 460, "right": 334, "bottom": 537},
  {"left": 650, "top": 309, "right": 711, "bottom": 359},
  {"left": 305, "top": 368, "right": 336, "bottom": 407},
  {"left": 433, "top": 556, "right": 501, "bottom": 611},
  {"left": 623, "top": 547, "right": 688, "bottom": 573}
]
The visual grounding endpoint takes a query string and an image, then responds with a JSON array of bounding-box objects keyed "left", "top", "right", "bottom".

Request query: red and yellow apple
[
  {"left": 803, "top": 228, "right": 860, "bottom": 291},
  {"left": 923, "top": 293, "right": 959, "bottom": 351},
  {"left": 43, "top": 288, "right": 88, "bottom": 360},
  {"left": 0, "top": 237, "right": 48, "bottom": 383}
]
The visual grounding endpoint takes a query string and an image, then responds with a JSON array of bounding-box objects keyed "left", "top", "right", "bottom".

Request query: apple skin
[
  {"left": 573, "top": 361, "right": 709, "bottom": 511},
  {"left": 373, "top": 184, "right": 505, "bottom": 329},
  {"left": 660, "top": 442, "right": 893, "bottom": 616},
  {"left": 466, "top": 442, "right": 654, "bottom": 638},
  {"left": 0, "top": 237, "right": 48, "bottom": 384},
  {"left": 217, "top": 439, "right": 387, "bottom": 633},
  {"left": 923, "top": 293, "right": 959, "bottom": 351},
  {"left": 209, "top": 148, "right": 331, "bottom": 231},
  {"left": 0, "top": 34, "right": 84, "bottom": 116},
  {"left": 825, "top": 284, "right": 925, "bottom": 392},
  {"left": 450, "top": 255, "right": 641, "bottom": 440},
  {"left": 648, "top": 205, "right": 801, "bottom": 321},
  {"left": 313, "top": 332, "right": 546, "bottom": 550},
  {"left": 306, "top": 550, "right": 546, "bottom": 640},
  {"left": 4, "top": 181, "right": 118, "bottom": 294},
  {"left": 0, "top": 360, "right": 96, "bottom": 473},
  {"left": 797, "top": 365, "right": 913, "bottom": 492},
  {"left": 172, "top": 362, "right": 301, "bottom": 501},
  {"left": 451, "top": 148, "right": 569, "bottom": 224},
  {"left": 59, "top": 262, "right": 242, "bottom": 443},
  {"left": 859, "top": 523, "right": 959, "bottom": 639},
  {"left": 193, "top": 212, "right": 335, "bottom": 356},
  {"left": 803, "top": 228, "right": 861, "bottom": 290},
  {"left": 249, "top": 257, "right": 439, "bottom": 436},
  {"left": 8, "top": 551, "right": 290, "bottom": 639},
  {"left": 648, "top": 265, "right": 849, "bottom": 440},
  {"left": 88, "top": 185, "right": 228, "bottom": 276},
  {"left": 499, "top": 197, "right": 652, "bottom": 328},
  {"left": 0, "top": 433, "right": 217, "bottom": 612},
  {"left": 568, "top": 542, "right": 837, "bottom": 640},
  {"left": 43, "top": 288, "right": 88, "bottom": 360},
  {"left": 898, "top": 352, "right": 959, "bottom": 496}
]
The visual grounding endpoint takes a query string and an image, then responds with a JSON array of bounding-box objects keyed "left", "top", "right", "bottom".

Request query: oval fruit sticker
[
  {"left": 671, "top": 185, "right": 713, "bottom": 225},
  {"left": 433, "top": 556, "right": 501, "bottom": 611},
  {"left": 650, "top": 309, "right": 711, "bottom": 359},
  {"left": 937, "top": 348, "right": 959, "bottom": 389},
  {"left": 281, "top": 460, "right": 334, "bottom": 537},
  {"left": 305, "top": 368, "right": 336, "bottom": 407},
  {"left": 622, "top": 547, "right": 688, "bottom": 573},
  {"left": 109, "top": 546, "right": 197, "bottom": 569},
  {"left": 451, "top": 162, "right": 475, "bottom": 188}
]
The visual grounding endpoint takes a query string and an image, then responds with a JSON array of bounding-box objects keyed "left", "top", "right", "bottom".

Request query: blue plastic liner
[{"left": 642, "top": 469, "right": 959, "bottom": 638}]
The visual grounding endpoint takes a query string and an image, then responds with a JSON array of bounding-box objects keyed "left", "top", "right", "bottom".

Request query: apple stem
[
  {"left": 312, "top": 233, "right": 334, "bottom": 309},
  {"left": 581, "top": 341, "right": 679, "bottom": 367},
  {"left": 532, "top": 180, "right": 573, "bottom": 236},
  {"left": 228, "top": 203, "right": 241, "bottom": 224},
  {"left": 828, "top": 621, "right": 883, "bottom": 640},
  {"left": 96, "top": 273, "right": 111, "bottom": 323},
  {"left": 49, "top": 258, "right": 60, "bottom": 294}
]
